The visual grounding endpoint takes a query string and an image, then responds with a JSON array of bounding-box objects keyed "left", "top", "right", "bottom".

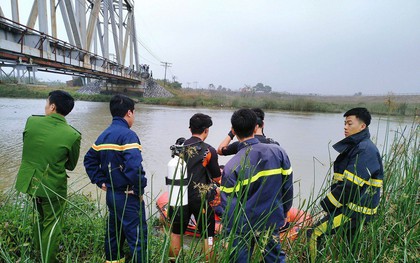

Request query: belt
[{"left": 107, "top": 188, "right": 143, "bottom": 202}]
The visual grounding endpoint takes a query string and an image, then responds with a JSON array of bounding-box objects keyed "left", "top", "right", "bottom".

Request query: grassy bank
[
  {"left": 0, "top": 190, "right": 166, "bottom": 262},
  {"left": 1, "top": 83, "right": 419, "bottom": 116},
  {"left": 141, "top": 90, "right": 420, "bottom": 117},
  {"left": 0, "top": 120, "right": 418, "bottom": 262}
]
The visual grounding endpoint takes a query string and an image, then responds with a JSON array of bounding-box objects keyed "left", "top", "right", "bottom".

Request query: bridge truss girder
[{"left": 0, "top": 0, "right": 142, "bottom": 84}]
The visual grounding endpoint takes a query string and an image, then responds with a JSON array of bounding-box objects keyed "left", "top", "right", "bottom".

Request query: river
[{"left": 0, "top": 98, "right": 411, "bottom": 211}]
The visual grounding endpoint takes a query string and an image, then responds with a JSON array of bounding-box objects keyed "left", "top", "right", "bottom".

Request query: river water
[{"left": 0, "top": 98, "right": 411, "bottom": 210}]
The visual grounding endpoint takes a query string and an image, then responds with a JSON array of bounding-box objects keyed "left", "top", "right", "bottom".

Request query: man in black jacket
[
  {"left": 168, "top": 113, "right": 221, "bottom": 261},
  {"left": 217, "top": 108, "right": 279, "bottom": 155}
]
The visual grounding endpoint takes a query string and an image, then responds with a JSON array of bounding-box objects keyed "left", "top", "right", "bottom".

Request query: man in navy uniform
[
  {"left": 220, "top": 108, "right": 293, "bottom": 263},
  {"left": 84, "top": 94, "right": 147, "bottom": 263},
  {"left": 307, "top": 107, "right": 384, "bottom": 262}
]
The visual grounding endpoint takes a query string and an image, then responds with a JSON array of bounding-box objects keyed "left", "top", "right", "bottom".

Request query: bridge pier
[{"left": 0, "top": 60, "right": 38, "bottom": 84}]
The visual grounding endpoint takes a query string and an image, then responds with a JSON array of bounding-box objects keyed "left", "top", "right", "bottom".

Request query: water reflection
[{"left": 0, "top": 98, "right": 410, "bottom": 209}]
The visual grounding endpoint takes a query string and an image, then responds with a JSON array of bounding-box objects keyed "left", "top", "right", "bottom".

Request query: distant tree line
[
  {"left": 253, "top": 83, "right": 272, "bottom": 93},
  {"left": 157, "top": 78, "right": 272, "bottom": 93},
  {"left": 240, "top": 83, "right": 272, "bottom": 93}
]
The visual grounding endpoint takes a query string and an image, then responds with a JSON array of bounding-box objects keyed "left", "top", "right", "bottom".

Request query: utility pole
[{"left": 161, "top": 61, "right": 172, "bottom": 86}]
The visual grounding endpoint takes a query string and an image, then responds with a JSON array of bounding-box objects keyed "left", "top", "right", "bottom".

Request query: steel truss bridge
[{"left": 0, "top": 0, "right": 146, "bottom": 85}]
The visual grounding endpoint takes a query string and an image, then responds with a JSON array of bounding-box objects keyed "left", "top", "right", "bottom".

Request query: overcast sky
[
  {"left": 136, "top": 0, "right": 420, "bottom": 95},
  {"left": 2, "top": 0, "right": 419, "bottom": 95}
]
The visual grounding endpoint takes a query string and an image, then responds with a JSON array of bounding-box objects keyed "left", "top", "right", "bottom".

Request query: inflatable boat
[{"left": 156, "top": 191, "right": 311, "bottom": 241}]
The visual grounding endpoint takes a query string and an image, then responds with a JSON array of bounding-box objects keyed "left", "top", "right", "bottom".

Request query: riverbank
[
  {"left": 141, "top": 86, "right": 420, "bottom": 116},
  {"left": 0, "top": 122, "right": 418, "bottom": 262},
  {"left": 0, "top": 83, "right": 419, "bottom": 116}
]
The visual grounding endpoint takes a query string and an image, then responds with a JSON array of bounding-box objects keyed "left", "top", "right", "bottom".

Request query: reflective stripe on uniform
[
  {"left": 309, "top": 213, "right": 351, "bottom": 263},
  {"left": 326, "top": 192, "right": 343, "bottom": 208},
  {"left": 347, "top": 202, "right": 378, "bottom": 215},
  {"left": 342, "top": 170, "right": 383, "bottom": 188},
  {"left": 326, "top": 192, "right": 378, "bottom": 215},
  {"left": 106, "top": 258, "right": 126, "bottom": 263},
  {"left": 92, "top": 143, "right": 142, "bottom": 152},
  {"left": 333, "top": 173, "right": 344, "bottom": 181},
  {"left": 220, "top": 167, "right": 292, "bottom": 194},
  {"left": 366, "top": 178, "right": 383, "bottom": 188},
  {"left": 343, "top": 170, "right": 365, "bottom": 187}
]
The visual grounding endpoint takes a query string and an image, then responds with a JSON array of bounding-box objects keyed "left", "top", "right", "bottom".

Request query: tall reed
[
  {"left": 0, "top": 120, "right": 418, "bottom": 262},
  {"left": 285, "top": 119, "right": 419, "bottom": 262}
]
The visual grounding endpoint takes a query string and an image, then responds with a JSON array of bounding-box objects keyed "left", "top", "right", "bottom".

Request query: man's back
[
  {"left": 184, "top": 136, "right": 220, "bottom": 201},
  {"left": 84, "top": 117, "right": 146, "bottom": 196},
  {"left": 221, "top": 139, "right": 293, "bottom": 232},
  {"left": 16, "top": 114, "right": 81, "bottom": 198}
]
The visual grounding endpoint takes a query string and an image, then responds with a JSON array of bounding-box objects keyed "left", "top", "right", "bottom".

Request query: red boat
[{"left": 156, "top": 191, "right": 311, "bottom": 241}]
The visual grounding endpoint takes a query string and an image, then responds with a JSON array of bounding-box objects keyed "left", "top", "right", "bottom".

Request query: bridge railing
[{"left": 0, "top": 16, "right": 141, "bottom": 84}]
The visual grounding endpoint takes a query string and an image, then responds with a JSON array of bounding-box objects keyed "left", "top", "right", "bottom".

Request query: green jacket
[{"left": 15, "top": 113, "right": 81, "bottom": 198}]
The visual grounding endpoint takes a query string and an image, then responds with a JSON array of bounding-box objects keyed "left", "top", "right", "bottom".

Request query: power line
[{"left": 161, "top": 61, "right": 172, "bottom": 86}]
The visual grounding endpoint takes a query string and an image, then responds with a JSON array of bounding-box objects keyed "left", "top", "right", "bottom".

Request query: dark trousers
[
  {"left": 307, "top": 213, "right": 361, "bottom": 263},
  {"left": 33, "top": 196, "right": 66, "bottom": 263},
  {"left": 231, "top": 230, "right": 286, "bottom": 263},
  {"left": 105, "top": 191, "right": 147, "bottom": 263},
  {"left": 168, "top": 196, "right": 215, "bottom": 237}
]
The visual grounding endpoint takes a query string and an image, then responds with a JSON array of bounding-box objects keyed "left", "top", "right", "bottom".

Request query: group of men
[{"left": 15, "top": 90, "right": 383, "bottom": 263}]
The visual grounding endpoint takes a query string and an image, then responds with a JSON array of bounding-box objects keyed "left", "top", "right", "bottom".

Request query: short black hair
[
  {"left": 110, "top": 94, "right": 135, "bottom": 117},
  {"left": 231, "top": 108, "right": 257, "bottom": 139},
  {"left": 189, "top": 113, "right": 213, "bottom": 134},
  {"left": 344, "top": 107, "right": 371, "bottom": 126},
  {"left": 48, "top": 90, "right": 75, "bottom": 116},
  {"left": 251, "top": 108, "right": 265, "bottom": 127}
]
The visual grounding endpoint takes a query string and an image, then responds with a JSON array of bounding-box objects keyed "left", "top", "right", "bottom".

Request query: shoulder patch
[{"left": 69, "top": 125, "right": 81, "bottom": 135}]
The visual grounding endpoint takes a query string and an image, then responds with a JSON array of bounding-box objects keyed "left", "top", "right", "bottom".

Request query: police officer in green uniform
[{"left": 15, "top": 90, "right": 81, "bottom": 263}]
